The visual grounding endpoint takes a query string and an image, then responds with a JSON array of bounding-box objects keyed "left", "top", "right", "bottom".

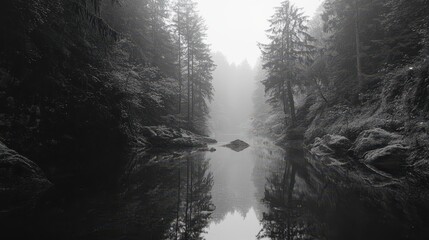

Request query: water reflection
[
  {"left": 204, "top": 137, "right": 286, "bottom": 240},
  {"left": 120, "top": 151, "right": 215, "bottom": 240},
  {"left": 5, "top": 138, "right": 429, "bottom": 239},
  {"left": 258, "top": 148, "right": 318, "bottom": 240},
  {"left": 258, "top": 145, "right": 429, "bottom": 240},
  {"left": 165, "top": 153, "right": 215, "bottom": 240},
  {"left": 205, "top": 208, "right": 262, "bottom": 240},
  {"left": 208, "top": 144, "right": 258, "bottom": 221},
  {"left": 6, "top": 150, "right": 215, "bottom": 240}
]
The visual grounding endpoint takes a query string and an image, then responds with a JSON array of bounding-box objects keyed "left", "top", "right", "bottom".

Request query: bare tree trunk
[
  {"left": 178, "top": 23, "right": 182, "bottom": 114},
  {"left": 354, "top": 0, "right": 362, "bottom": 88},
  {"left": 187, "top": 35, "right": 191, "bottom": 125},
  {"left": 191, "top": 48, "right": 194, "bottom": 122}
]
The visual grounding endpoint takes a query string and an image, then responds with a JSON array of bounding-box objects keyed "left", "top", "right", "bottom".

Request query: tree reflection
[
  {"left": 121, "top": 151, "right": 214, "bottom": 240},
  {"left": 257, "top": 144, "right": 429, "bottom": 240},
  {"left": 258, "top": 148, "right": 319, "bottom": 240},
  {"left": 167, "top": 152, "right": 215, "bottom": 240}
]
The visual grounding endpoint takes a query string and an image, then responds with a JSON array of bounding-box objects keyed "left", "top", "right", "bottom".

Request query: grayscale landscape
[{"left": 1, "top": 0, "right": 429, "bottom": 239}]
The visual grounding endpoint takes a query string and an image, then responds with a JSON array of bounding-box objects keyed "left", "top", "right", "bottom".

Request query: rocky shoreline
[
  {"left": 0, "top": 125, "right": 217, "bottom": 213},
  {"left": 309, "top": 128, "right": 409, "bottom": 177}
]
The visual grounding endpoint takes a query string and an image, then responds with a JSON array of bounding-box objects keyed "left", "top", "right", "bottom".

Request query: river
[{"left": 4, "top": 133, "right": 429, "bottom": 239}]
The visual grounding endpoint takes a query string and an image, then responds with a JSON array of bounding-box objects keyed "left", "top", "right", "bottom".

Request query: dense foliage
[
  {"left": 256, "top": 0, "right": 429, "bottom": 134},
  {"left": 0, "top": 0, "right": 215, "bottom": 185}
]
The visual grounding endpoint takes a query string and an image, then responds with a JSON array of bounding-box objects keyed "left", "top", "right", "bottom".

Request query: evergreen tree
[
  {"left": 102, "top": 0, "right": 176, "bottom": 75},
  {"left": 260, "top": 0, "right": 313, "bottom": 126},
  {"left": 172, "top": 0, "right": 215, "bottom": 131},
  {"left": 322, "top": 0, "right": 386, "bottom": 95}
]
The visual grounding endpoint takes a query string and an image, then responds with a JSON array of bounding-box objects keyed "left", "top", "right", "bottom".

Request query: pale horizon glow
[
  {"left": 204, "top": 208, "right": 265, "bottom": 240},
  {"left": 197, "top": 0, "right": 323, "bottom": 67}
]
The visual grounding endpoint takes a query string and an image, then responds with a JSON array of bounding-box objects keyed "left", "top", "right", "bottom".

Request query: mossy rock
[{"left": 353, "top": 128, "right": 402, "bottom": 157}]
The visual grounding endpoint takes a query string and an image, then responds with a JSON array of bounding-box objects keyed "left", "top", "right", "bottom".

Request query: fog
[
  {"left": 209, "top": 53, "right": 257, "bottom": 135},
  {"left": 197, "top": 0, "right": 322, "bottom": 66},
  {"left": 200, "top": 0, "right": 321, "bottom": 136}
]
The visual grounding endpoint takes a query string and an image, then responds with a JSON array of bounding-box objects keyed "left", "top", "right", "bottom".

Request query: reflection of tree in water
[
  {"left": 122, "top": 151, "right": 214, "bottom": 240},
  {"left": 166, "top": 152, "right": 215, "bottom": 240},
  {"left": 258, "top": 146, "right": 429, "bottom": 240},
  {"left": 258, "top": 148, "right": 319, "bottom": 240},
  {"left": 251, "top": 141, "right": 287, "bottom": 220},
  {"left": 17, "top": 151, "right": 214, "bottom": 239}
]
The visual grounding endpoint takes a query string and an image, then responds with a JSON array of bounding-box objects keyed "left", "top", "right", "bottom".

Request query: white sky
[{"left": 196, "top": 0, "right": 323, "bottom": 67}]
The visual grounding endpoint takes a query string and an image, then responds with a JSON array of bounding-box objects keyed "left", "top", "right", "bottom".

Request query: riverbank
[
  {"left": 0, "top": 140, "right": 216, "bottom": 240},
  {"left": 0, "top": 125, "right": 216, "bottom": 214},
  {"left": 269, "top": 61, "right": 429, "bottom": 184}
]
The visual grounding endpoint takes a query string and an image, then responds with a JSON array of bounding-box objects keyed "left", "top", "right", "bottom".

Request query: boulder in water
[{"left": 223, "top": 139, "right": 250, "bottom": 152}]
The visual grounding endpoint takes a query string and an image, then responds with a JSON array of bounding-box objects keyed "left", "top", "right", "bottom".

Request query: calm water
[
  {"left": 203, "top": 133, "right": 272, "bottom": 240},
  {"left": 3, "top": 133, "right": 429, "bottom": 239}
]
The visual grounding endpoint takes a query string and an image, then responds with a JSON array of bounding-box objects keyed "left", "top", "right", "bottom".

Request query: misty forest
[{"left": 1, "top": 0, "right": 429, "bottom": 239}]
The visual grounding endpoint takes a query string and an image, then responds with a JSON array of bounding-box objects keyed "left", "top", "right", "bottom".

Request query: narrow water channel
[{"left": 6, "top": 133, "right": 429, "bottom": 240}]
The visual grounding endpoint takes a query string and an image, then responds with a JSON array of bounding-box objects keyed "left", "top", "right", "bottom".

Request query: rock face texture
[
  {"left": 0, "top": 141, "right": 51, "bottom": 211},
  {"left": 223, "top": 139, "right": 250, "bottom": 152}
]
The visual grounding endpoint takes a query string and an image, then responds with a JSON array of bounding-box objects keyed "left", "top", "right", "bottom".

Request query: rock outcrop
[
  {"left": 0, "top": 141, "right": 51, "bottom": 211},
  {"left": 352, "top": 128, "right": 409, "bottom": 175},
  {"left": 309, "top": 128, "right": 410, "bottom": 177}
]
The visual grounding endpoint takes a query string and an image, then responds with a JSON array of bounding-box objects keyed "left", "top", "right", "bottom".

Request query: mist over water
[
  {"left": 209, "top": 52, "right": 257, "bottom": 136},
  {"left": 2, "top": 0, "right": 429, "bottom": 239}
]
